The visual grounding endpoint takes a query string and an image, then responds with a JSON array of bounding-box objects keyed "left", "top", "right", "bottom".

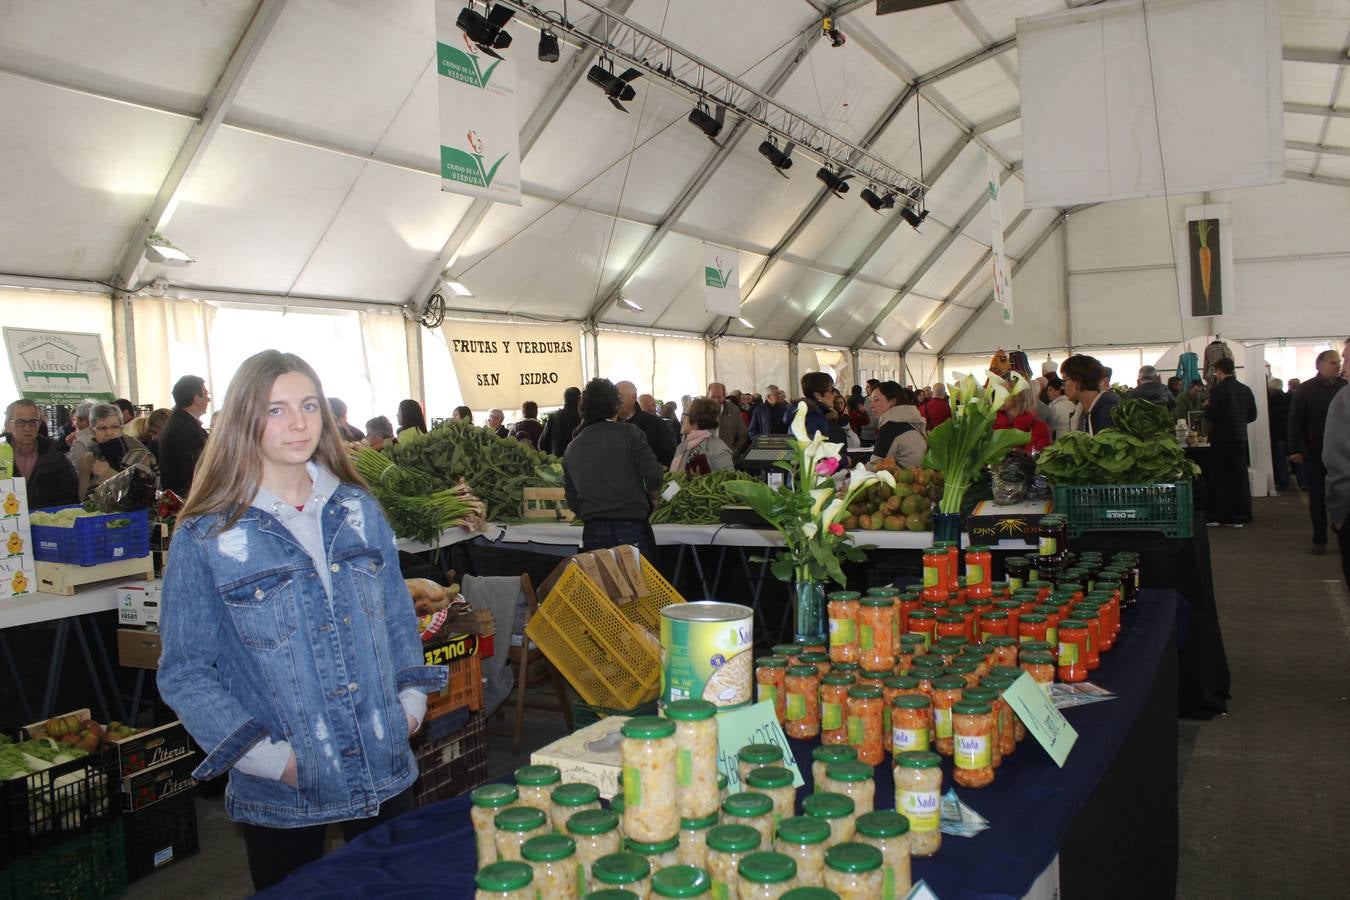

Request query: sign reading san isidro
[
  {"left": 3, "top": 327, "right": 116, "bottom": 405},
  {"left": 441, "top": 323, "right": 583, "bottom": 410}
]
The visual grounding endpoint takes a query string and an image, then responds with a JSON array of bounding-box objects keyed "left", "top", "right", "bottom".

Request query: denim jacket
[{"left": 157, "top": 481, "right": 447, "bottom": 827}]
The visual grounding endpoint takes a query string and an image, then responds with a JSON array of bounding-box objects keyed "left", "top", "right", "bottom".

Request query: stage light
[
  {"left": 816, "top": 325, "right": 832, "bottom": 339},
  {"left": 456, "top": 3, "right": 514, "bottom": 59},
  {"left": 861, "top": 187, "right": 896, "bottom": 212},
  {"left": 145, "top": 234, "right": 193, "bottom": 266},
  {"left": 587, "top": 58, "right": 641, "bottom": 112},
  {"left": 816, "top": 167, "right": 852, "bottom": 196},
  {"left": 737, "top": 316, "right": 754, "bottom": 329},
  {"left": 537, "top": 27, "right": 560, "bottom": 62},
  {"left": 900, "top": 204, "right": 929, "bottom": 230},
  {"left": 688, "top": 103, "right": 725, "bottom": 143},
  {"left": 757, "top": 138, "right": 794, "bottom": 177}
]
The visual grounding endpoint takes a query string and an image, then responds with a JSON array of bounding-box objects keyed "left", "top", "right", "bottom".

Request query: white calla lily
[
  {"left": 789, "top": 401, "right": 810, "bottom": 442},
  {"left": 820, "top": 498, "right": 847, "bottom": 525},
  {"left": 802, "top": 522, "right": 818, "bottom": 540},
  {"left": 810, "top": 487, "right": 834, "bottom": 517}
]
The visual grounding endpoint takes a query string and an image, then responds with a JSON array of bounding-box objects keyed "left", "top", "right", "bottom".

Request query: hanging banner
[
  {"left": 988, "top": 153, "right": 1014, "bottom": 324},
  {"left": 1176, "top": 203, "right": 1233, "bottom": 319},
  {"left": 3, "top": 328, "right": 116, "bottom": 404},
  {"left": 435, "top": 0, "right": 522, "bottom": 205},
  {"left": 703, "top": 244, "right": 741, "bottom": 317},
  {"left": 440, "top": 322, "right": 583, "bottom": 410}
]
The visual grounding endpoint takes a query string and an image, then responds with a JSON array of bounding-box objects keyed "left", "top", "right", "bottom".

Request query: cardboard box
[
  {"left": 119, "top": 627, "right": 163, "bottom": 670},
  {"left": 530, "top": 715, "right": 629, "bottom": 799},
  {"left": 105, "top": 720, "right": 194, "bottom": 779},
  {"left": 0, "top": 477, "right": 35, "bottom": 599},
  {"left": 123, "top": 752, "right": 198, "bottom": 812},
  {"left": 966, "top": 498, "right": 1054, "bottom": 544},
  {"left": 117, "top": 580, "right": 162, "bottom": 626}
]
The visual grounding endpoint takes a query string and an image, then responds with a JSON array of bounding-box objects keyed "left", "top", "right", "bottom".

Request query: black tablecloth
[{"left": 262, "top": 591, "right": 1181, "bottom": 900}]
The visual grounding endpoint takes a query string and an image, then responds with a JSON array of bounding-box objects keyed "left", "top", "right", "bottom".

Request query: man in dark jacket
[
  {"left": 539, "top": 387, "right": 581, "bottom": 458},
  {"left": 4, "top": 400, "right": 78, "bottom": 510},
  {"left": 1127, "top": 366, "right": 1174, "bottom": 408},
  {"left": 510, "top": 402, "right": 543, "bottom": 449},
  {"left": 616, "top": 381, "right": 675, "bottom": 466},
  {"left": 1288, "top": 349, "right": 1345, "bottom": 553},
  {"left": 748, "top": 386, "right": 789, "bottom": 440},
  {"left": 708, "top": 382, "right": 750, "bottom": 458},
  {"left": 1203, "top": 358, "right": 1257, "bottom": 527},
  {"left": 1267, "top": 379, "right": 1292, "bottom": 492},
  {"left": 158, "top": 375, "right": 210, "bottom": 496}
]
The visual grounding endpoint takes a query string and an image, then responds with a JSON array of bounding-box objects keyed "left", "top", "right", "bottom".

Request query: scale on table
[{"left": 738, "top": 435, "right": 795, "bottom": 475}]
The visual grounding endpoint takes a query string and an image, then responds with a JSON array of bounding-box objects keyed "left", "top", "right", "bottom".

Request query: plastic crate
[
  {"left": 122, "top": 791, "right": 197, "bottom": 882},
  {"left": 1052, "top": 482, "right": 1194, "bottom": 538},
  {"left": 419, "top": 706, "right": 471, "bottom": 745},
  {"left": 570, "top": 699, "right": 659, "bottom": 730},
  {"left": 525, "top": 557, "right": 684, "bottom": 710},
  {"left": 6, "top": 818, "right": 126, "bottom": 900},
  {"left": 425, "top": 652, "right": 483, "bottom": 722},
  {"left": 1, "top": 747, "right": 121, "bottom": 859},
  {"left": 30, "top": 507, "right": 150, "bottom": 566},
  {"left": 412, "top": 713, "right": 487, "bottom": 807}
]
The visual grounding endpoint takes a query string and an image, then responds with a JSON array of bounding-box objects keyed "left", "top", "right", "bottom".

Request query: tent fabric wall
[
  {"left": 596, "top": 330, "right": 707, "bottom": 404},
  {"left": 0, "top": 288, "right": 117, "bottom": 406},
  {"left": 131, "top": 296, "right": 214, "bottom": 411},
  {"left": 858, "top": 350, "right": 902, "bottom": 386},
  {"left": 360, "top": 308, "right": 413, "bottom": 422},
  {"left": 713, "top": 340, "right": 789, "bottom": 396}
]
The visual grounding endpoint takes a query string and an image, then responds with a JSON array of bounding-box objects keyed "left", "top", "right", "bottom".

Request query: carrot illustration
[{"left": 1195, "top": 219, "right": 1212, "bottom": 305}]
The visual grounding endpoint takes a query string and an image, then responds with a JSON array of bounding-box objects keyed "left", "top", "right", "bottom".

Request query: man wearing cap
[{"left": 1127, "top": 365, "right": 1175, "bottom": 408}]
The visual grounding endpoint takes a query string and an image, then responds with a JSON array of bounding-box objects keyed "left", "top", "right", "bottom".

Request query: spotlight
[
  {"left": 688, "top": 102, "right": 725, "bottom": 144},
  {"left": 816, "top": 167, "right": 852, "bottom": 197},
  {"left": 757, "top": 138, "right": 794, "bottom": 177},
  {"left": 918, "top": 336, "right": 933, "bottom": 350},
  {"left": 456, "top": 3, "right": 514, "bottom": 59},
  {"left": 737, "top": 316, "right": 754, "bottom": 329},
  {"left": 618, "top": 295, "right": 643, "bottom": 312},
  {"left": 145, "top": 234, "right": 193, "bottom": 266},
  {"left": 873, "top": 333, "right": 888, "bottom": 347},
  {"left": 442, "top": 279, "right": 473, "bottom": 297},
  {"left": 537, "top": 27, "right": 560, "bottom": 62},
  {"left": 900, "top": 205, "right": 929, "bottom": 231},
  {"left": 860, "top": 187, "right": 896, "bottom": 212},
  {"left": 816, "top": 325, "right": 832, "bottom": 339},
  {"left": 822, "top": 17, "right": 846, "bottom": 48},
  {"left": 587, "top": 57, "right": 641, "bottom": 112}
]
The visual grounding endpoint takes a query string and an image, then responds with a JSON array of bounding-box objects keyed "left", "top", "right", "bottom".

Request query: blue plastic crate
[{"left": 30, "top": 507, "right": 150, "bottom": 566}]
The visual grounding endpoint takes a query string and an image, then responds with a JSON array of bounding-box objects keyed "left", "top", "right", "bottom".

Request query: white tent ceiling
[{"left": 1, "top": 0, "right": 1347, "bottom": 353}]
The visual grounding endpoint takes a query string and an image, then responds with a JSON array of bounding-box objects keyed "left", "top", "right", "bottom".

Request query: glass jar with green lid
[
  {"left": 831, "top": 660, "right": 862, "bottom": 676},
  {"left": 756, "top": 656, "right": 789, "bottom": 722},
  {"left": 475, "top": 860, "right": 533, "bottom": 899},
  {"left": 897, "top": 634, "right": 926, "bottom": 673},
  {"left": 620, "top": 716, "right": 679, "bottom": 843},
  {"left": 651, "top": 864, "right": 712, "bottom": 899},
  {"left": 722, "top": 791, "right": 776, "bottom": 847},
  {"left": 799, "top": 651, "right": 832, "bottom": 676},
  {"left": 585, "top": 890, "right": 640, "bottom": 900},
  {"left": 821, "top": 760, "right": 874, "bottom": 818},
  {"left": 775, "top": 815, "right": 830, "bottom": 887},
  {"left": 946, "top": 658, "right": 980, "bottom": 687},
  {"left": 705, "top": 824, "right": 762, "bottom": 900},
  {"left": 981, "top": 673, "right": 1022, "bottom": 748},
  {"left": 737, "top": 743, "right": 784, "bottom": 784},
  {"left": 678, "top": 812, "right": 719, "bottom": 870},
  {"left": 551, "top": 783, "right": 601, "bottom": 834},
  {"left": 514, "top": 764, "right": 562, "bottom": 813},
  {"left": 811, "top": 745, "right": 857, "bottom": 788},
  {"left": 823, "top": 842, "right": 884, "bottom": 900},
  {"left": 738, "top": 850, "right": 799, "bottom": 900},
  {"left": 745, "top": 765, "right": 796, "bottom": 824},
  {"left": 890, "top": 694, "right": 932, "bottom": 756},
  {"left": 892, "top": 751, "right": 941, "bottom": 857},
  {"left": 625, "top": 834, "right": 680, "bottom": 872},
  {"left": 471, "top": 783, "right": 518, "bottom": 867},
  {"left": 591, "top": 851, "right": 652, "bottom": 898},
  {"left": 1003, "top": 556, "right": 1030, "bottom": 592},
  {"left": 854, "top": 810, "right": 911, "bottom": 900},
  {"left": 494, "top": 805, "right": 550, "bottom": 862},
  {"left": 567, "top": 809, "right": 622, "bottom": 893},
  {"left": 986, "top": 634, "right": 1018, "bottom": 670},
  {"left": 772, "top": 643, "right": 805, "bottom": 666},
  {"left": 820, "top": 672, "right": 855, "bottom": 746},
  {"left": 801, "top": 791, "right": 856, "bottom": 844},
  {"left": 960, "top": 687, "right": 1002, "bottom": 768},
  {"left": 521, "top": 834, "right": 579, "bottom": 900},
  {"left": 951, "top": 700, "right": 995, "bottom": 788},
  {"left": 666, "top": 699, "right": 720, "bottom": 819},
  {"left": 781, "top": 888, "right": 843, "bottom": 900}
]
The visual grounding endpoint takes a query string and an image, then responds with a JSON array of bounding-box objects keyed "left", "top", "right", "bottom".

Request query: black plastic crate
[
  {"left": 412, "top": 713, "right": 487, "bottom": 807},
  {"left": 6, "top": 818, "right": 126, "bottom": 900},
  {"left": 1, "top": 746, "right": 121, "bottom": 859},
  {"left": 122, "top": 791, "right": 197, "bottom": 882}
]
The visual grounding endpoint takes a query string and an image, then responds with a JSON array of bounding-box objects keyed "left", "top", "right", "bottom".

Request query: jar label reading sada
[
  {"left": 829, "top": 617, "right": 856, "bottom": 646},
  {"left": 893, "top": 726, "right": 929, "bottom": 753},
  {"left": 955, "top": 734, "right": 991, "bottom": 769},
  {"left": 822, "top": 701, "right": 843, "bottom": 731},
  {"left": 900, "top": 789, "right": 939, "bottom": 831}
]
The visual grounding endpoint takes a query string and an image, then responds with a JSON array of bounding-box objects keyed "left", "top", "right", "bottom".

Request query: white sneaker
[
  {"left": 1206, "top": 521, "right": 1220, "bottom": 527},
  {"left": 1223, "top": 523, "right": 1244, "bottom": 528}
]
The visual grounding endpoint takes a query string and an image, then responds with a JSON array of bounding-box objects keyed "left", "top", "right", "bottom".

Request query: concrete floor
[{"left": 124, "top": 492, "right": 1350, "bottom": 899}]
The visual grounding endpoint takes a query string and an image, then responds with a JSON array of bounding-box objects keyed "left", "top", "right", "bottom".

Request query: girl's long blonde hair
[{"left": 177, "top": 351, "right": 364, "bottom": 529}]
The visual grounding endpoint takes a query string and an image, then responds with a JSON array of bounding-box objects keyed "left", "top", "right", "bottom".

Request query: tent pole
[{"left": 1061, "top": 221, "right": 1072, "bottom": 350}]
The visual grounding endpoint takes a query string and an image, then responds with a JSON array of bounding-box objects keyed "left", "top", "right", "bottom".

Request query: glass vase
[
  {"left": 932, "top": 512, "right": 963, "bottom": 545},
  {"left": 792, "top": 580, "right": 827, "bottom": 645}
]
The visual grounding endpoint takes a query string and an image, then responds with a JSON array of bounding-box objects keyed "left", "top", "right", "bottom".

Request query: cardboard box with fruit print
[{"left": 0, "top": 477, "right": 35, "bottom": 599}]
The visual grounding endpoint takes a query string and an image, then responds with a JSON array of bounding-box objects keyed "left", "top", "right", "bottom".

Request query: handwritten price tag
[
  {"left": 714, "top": 701, "right": 805, "bottom": 792},
  {"left": 1003, "top": 671, "right": 1078, "bottom": 767}
]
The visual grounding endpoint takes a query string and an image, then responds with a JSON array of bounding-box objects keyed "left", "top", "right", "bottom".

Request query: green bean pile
[{"left": 650, "top": 470, "right": 757, "bottom": 524}]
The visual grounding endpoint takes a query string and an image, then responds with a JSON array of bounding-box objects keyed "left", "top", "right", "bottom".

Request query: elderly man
[
  {"left": 4, "top": 399, "right": 78, "bottom": 509},
  {"left": 1289, "top": 349, "right": 1346, "bottom": 553},
  {"left": 616, "top": 381, "right": 675, "bottom": 465},
  {"left": 707, "top": 382, "right": 750, "bottom": 457},
  {"left": 485, "top": 408, "right": 508, "bottom": 438},
  {"left": 158, "top": 375, "right": 210, "bottom": 496},
  {"left": 1127, "top": 365, "right": 1174, "bottom": 407},
  {"left": 364, "top": 416, "right": 395, "bottom": 452},
  {"left": 638, "top": 394, "right": 658, "bottom": 416},
  {"left": 749, "top": 386, "right": 789, "bottom": 440}
]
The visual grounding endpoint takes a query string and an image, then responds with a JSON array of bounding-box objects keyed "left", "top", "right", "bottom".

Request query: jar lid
[
  {"left": 966, "top": 641, "right": 992, "bottom": 655},
  {"left": 495, "top": 806, "right": 548, "bottom": 832},
  {"left": 471, "top": 783, "right": 518, "bottom": 808},
  {"left": 665, "top": 699, "right": 718, "bottom": 721},
  {"left": 952, "top": 699, "right": 992, "bottom": 715},
  {"left": 945, "top": 661, "right": 978, "bottom": 675},
  {"left": 567, "top": 808, "right": 620, "bottom": 835},
  {"left": 622, "top": 716, "right": 676, "bottom": 740},
  {"left": 987, "top": 636, "right": 1017, "bottom": 647},
  {"left": 825, "top": 760, "right": 872, "bottom": 783},
  {"left": 990, "top": 580, "right": 1010, "bottom": 589},
  {"left": 786, "top": 664, "right": 820, "bottom": 677},
  {"left": 933, "top": 675, "right": 966, "bottom": 690},
  {"left": 1027, "top": 581, "right": 1053, "bottom": 590},
  {"left": 825, "top": 842, "right": 883, "bottom": 874},
  {"left": 884, "top": 675, "right": 919, "bottom": 690},
  {"left": 1019, "top": 613, "right": 1047, "bottom": 624},
  {"left": 588, "top": 891, "right": 641, "bottom": 900},
  {"left": 832, "top": 661, "right": 861, "bottom": 672},
  {"left": 681, "top": 811, "right": 719, "bottom": 829},
  {"left": 521, "top": 834, "right": 576, "bottom": 862},
  {"left": 980, "top": 611, "right": 1008, "bottom": 621},
  {"left": 922, "top": 546, "right": 944, "bottom": 554},
  {"left": 855, "top": 809, "right": 910, "bottom": 838},
  {"left": 934, "top": 635, "right": 967, "bottom": 648},
  {"left": 592, "top": 851, "right": 652, "bottom": 885},
  {"left": 514, "top": 764, "right": 561, "bottom": 786},
  {"left": 1073, "top": 607, "right": 1100, "bottom": 619},
  {"left": 1020, "top": 640, "right": 1052, "bottom": 654},
  {"left": 936, "top": 613, "right": 964, "bottom": 624},
  {"left": 1005, "top": 555, "right": 1029, "bottom": 564},
  {"left": 738, "top": 851, "right": 797, "bottom": 884},
  {"left": 861, "top": 597, "right": 894, "bottom": 608},
  {"left": 821, "top": 672, "right": 855, "bottom": 686},
  {"left": 552, "top": 782, "right": 600, "bottom": 807},
  {"left": 891, "top": 694, "right": 931, "bottom": 710},
  {"left": 912, "top": 652, "right": 948, "bottom": 665},
  {"left": 651, "top": 864, "right": 712, "bottom": 898},
  {"left": 799, "top": 651, "right": 830, "bottom": 664},
  {"left": 812, "top": 745, "right": 858, "bottom": 765},
  {"left": 475, "top": 861, "right": 532, "bottom": 892},
  {"left": 1060, "top": 582, "right": 1084, "bottom": 591},
  {"left": 990, "top": 665, "right": 1024, "bottom": 679},
  {"left": 746, "top": 766, "right": 794, "bottom": 790},
  {"left": 773, "top": 643, "right": 804, "bottom": 656},
  {"left": 994, "top": 600, "right": 1021, "bottom": 610},
  {"left": 1059, "top": 618, "right": 1088, "bottom": 629},
  {"left": 1034, "top": 605, "right": 1060, "bottom": 616},
  {"left": 961, "top": 686, "right": 997, "bottom": 703},
  {"left": 706, "top": 823, "right": 762, "bottom": 853},
  {"left": 981, "top": 675, "right": 1016, "bottom": 691},
  {"left": 723, "top": 791, "right": 774, "bottom": 818},
  {"left": 967, "top": 545, "right": 991, "bottom": 553},
  {"left": 1020, "top": 651, "right": 1055, "bottom": 665},
  {"left": 775, "top": 815, "right": 831, "bottom": 845},
  {"left": 827, "top": 591, "right": 861, "bottom": 601},
  {"left": 907, "top": 609, "right": 935, "bottom": 620},
  {"left": 899, "top": 634, "right": 926, "bottom": 648},
  {"left": 626, "top": 835, "right": 680, "bottom": 855},
  {"left": 866, "top": 586, "right": 901, "bottom": 596},
  {"left": 609, "top": 794, "right": 625, "bottom": 814},
  {"left": 934, "top": 540, "right": 958, "bottom": 548},
  {"left": 802, "top": 791, "right": 855, "bottom": 819},
  {"left": 757, "top": 656, "right": 789, "bottom": 668},
  {"left": 896, "top": 750, "right": 942, "bottom": 769},
  {"left": 950, "top": 604, "right": 973, "bottom": 614},
  {"left": 846, "top": 685, "right": 883, "bottom": 700},
  {"left": 738, "top": 743, "right": 783, "bottom": 765},
  {"left": 718, "top": 772, "right": 728, "bottom": 790}
]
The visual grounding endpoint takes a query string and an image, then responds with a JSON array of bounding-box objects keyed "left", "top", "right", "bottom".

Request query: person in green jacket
[{"left": 1173, "top": 379, "right": 1204, "bottom": 423}]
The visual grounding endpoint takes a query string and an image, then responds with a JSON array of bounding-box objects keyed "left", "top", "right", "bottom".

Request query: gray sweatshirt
[
  {"left": 563, "top": 420, "right": 663, "bottom": 521},
  {"left": 1324, "top": 385, "right": 1350, "bottom": 529}
]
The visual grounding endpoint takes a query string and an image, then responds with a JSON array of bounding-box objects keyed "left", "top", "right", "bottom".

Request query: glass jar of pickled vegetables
[
  {"left": 993, "top": 598, "right": 1022, "bottom": 632},
  {"left": 1035, "top": 605, "right": 1061, "bottom": 654},
  {"left": 960, "top": 687, "right": 1001, "bottom": 768},
  {"left": 591, "top": 851, "right": 652, "bottom": 898},
  {"left": 1003, "top": 556, "right": 1029, "bottom": 592},
  {"left": 738, "top": 743, "right": 784, "bottom": 784},
  {"left": 475, "top": 860, "right": 534, "bottom": 899},
  {"left": 881, "top": 676, "right": 915, "bottom": 750},
  {"left": 495, "top": 806, "right": 551, "bottom": 861},
  {"left": 1072, "top": 604, "right": 1103, "bottom": 666},
  {"left": 930, "top": 675, "right": 964, "bottom": 756},
  {"left": 819, "top": 672, "right": 854, "bottom": 745},
  {"left": 905, "top": 609, "right": 936, "bottom": 650},
  {"left": 823, "top": 760, "right": 875, "bottom": 817},
  {"left": 756, "top": 657, "right": 789, "bottom": 722},
  {"left": 986, "top": 635, "right": 1018, "bottom": 670},
  {"left": 978, "top": 610, "right": 1008, "bottom": 641},
  {"left": 811, "top": 744, "right": 857, "bottom": 788},
  {"left": 471, "top": 783, "right": 519, "bottom": 867},
  {"left": 800, "top": 651, "right": 832, "bottom": 677},
  {"left": 896, "top": 634, "right": 925, "bottom": 673},
  {"left": 921, "top": 546, "right": 949, "bottom": 600},
  {"left": 1014, "top": 590, "right": 1041, "bottom": 614},
  {"left": 934, "top": 541, "right": 960, "bottom": 593},
  {"left": 855, "top": 810, "right": 911, "bottom": 900},
  {"left": 514, "top": 764, "right": 562, "bottom": 814},
  {"left": 746, "top": 766, "right": 796, "bottom": 825},
  {"left": 981, "top": 673, "right": 1021, "bottom": 750},
  {"left": 947, "top": 658, "right": 981, "bottom": 688},
  {"left": 775, "top": 815, "right": 830, "bottom": 888},
  {"left": 832, "top": 661, "right": 860, "bottom": 678},
  {"left": 666, "top": 699, "right": 720, "bottom": 819},
  {"left": 893, "top": 751, "right": 941, "bottom": 857},
  {"left": 964, "top": 546, "right": 992, "bottom": 600},
  {"left": 620, "top": 716, "right": 679, "bottom": 843},
  {"left": 784, "top": 664, "right": 822, "bottom": 740},
  {"left": 722, "top": 791, "right": 776, "bottom": 848},
  {"left": 677, "top": 812, "right": 718, "bottom": 870},
  {"left": 802, "top": 791, "right": 856, "bottom": 844},
  {"left": 1088, "top": 590, "right": 1120, "bottom": 641},
  {"left": 706, "top": 824, "right": 762, "bottom": 900},
  {"left": 948, "top": 604, "right": 975, "bottom": 642},
  {"left": 550, "top": 783, "right": 601, "bottom": 834},
  {"left": 844, "top": 685, "right": 885, "bottom": 765},
  {"left": 934, "top": 613, "right": 965, "bottom": 642},
  {"left": 1019, "top": 650, "right": 1055, "bottom": 695},
  {"left": 738, "top": 850, "right": 799, "bottom": 899},
  {"left": 952, "top": 700, "right": 995, "bottom": 789},
  {"left": 521, "top": 834, "right": 579, "bottom": 900},
  {"left": 824, "top": 842, "right": 884, "bottom": 900},
  {"left": 858, "top": 598, "right": 898, "bottom": 673},
  {"left": 1057, "top": 619, "right": 1089, "bottom": 683},
  {"left": 651, "top": 864, "right": 712, "bottom": 899},
  {"left": 827, "top": 591, "right": 861, "bottom": 663},
  {"left": 1017, "top": 612, "right": 1048, "bottom": 646},
  {"left": 773, "top": 643, "right": 804, "bottom": 666},
  {"left": 890, "top": 694, "right": 932, "bottom": 756},
  {"left": 568, "top": 809, "right": 622, "bottom": 891},
  {"left": 626, "top": 834, "right": 681, "bottom": 872},
  {"left": 854, "top": 667, "right": 887, "bottom": 691}
]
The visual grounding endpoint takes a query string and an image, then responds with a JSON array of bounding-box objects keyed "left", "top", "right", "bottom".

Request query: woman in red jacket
[{"left": 993, "top": 386, "right": 1051, "bottom": 452}]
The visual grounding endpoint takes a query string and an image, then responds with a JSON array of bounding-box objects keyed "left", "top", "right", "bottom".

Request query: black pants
[
  {"left": 582, "top": 518, "right": 659, "bottom": 563},
  {"left": 1307, "top": 456, "right": 1328, "bottom": 545},
  {"left": 241, "top": 788, "right": 415, "bottom": 892},
  {"left": 1337, "top": 523, "right": 1350, "bottom": 590},
  {"left": 1208, "top": 442, "right": 1251, "bottom": 524}
]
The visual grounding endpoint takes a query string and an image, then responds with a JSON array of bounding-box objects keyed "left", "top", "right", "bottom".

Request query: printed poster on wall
[
  {"left": 435, "top": 0, "right": 522, "bottom": 205},
  {"left": 703, "top": 244, "right": 741, "bottom": 317},
  {"left": 3, "top": 328, "right": 116, "bottom": 404},
  {"left": 1175, "top": 203, "right": 1234, "bottom": 320},
  {"left": 440, "top": 322, "right": 583, "bottom": 410},
  {"left": 988, "top": 153, "right": 1014, "bottom": 324}
]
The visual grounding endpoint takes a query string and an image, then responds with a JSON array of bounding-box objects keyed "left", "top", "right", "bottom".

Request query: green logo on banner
[
  {"left": 441, "top": 130, "right": 509, "bottom": 189},
  {"left": 704, "top": 254, "right": 734, "bottom": 289},
  {"left": 437, "top": 41, "right": 502, "bottom": 89}
]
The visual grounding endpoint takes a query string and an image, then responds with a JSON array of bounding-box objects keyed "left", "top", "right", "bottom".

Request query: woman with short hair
[
  {"left": 670, "top": 397, "right": 735, "bottom": 474},
  {"left": 77, "top": 403, "right": 156, "bottom": 499}
]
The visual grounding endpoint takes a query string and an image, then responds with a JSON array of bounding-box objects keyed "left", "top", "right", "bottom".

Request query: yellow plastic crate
[{"left": 525, "top": 557, "right": 685, "bottom": 709}]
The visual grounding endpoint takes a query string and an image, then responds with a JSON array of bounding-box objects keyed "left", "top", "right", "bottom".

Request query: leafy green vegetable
[
  {"left": 1110, "top": 399, "right": 1174, "bottom": 439},
  {"left": 651, "top": 470, "right": 756, "bottom": 524},
  {"left": 1037, "top": 428, "right": 1199, "bottom": 485}
]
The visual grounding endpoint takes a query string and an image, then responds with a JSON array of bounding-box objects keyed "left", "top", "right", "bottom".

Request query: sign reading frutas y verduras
[
  {"left": 441, "top": 322, "right": 583, "bottom": 409},
  {"left": 435, "top": 0, "right": 521, "bottom": 205},
  {"left": 4, "top": 327, "right": 116, "bottom": 404}
]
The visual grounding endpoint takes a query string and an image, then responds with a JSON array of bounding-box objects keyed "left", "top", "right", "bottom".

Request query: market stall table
[{"left": 260, "top": 590, "right": 1180, "bottom": 900}]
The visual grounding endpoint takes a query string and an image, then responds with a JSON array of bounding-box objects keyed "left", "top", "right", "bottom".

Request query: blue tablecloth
[{"left": 264, "top": 590, "right": 1179, "bottom": 900}]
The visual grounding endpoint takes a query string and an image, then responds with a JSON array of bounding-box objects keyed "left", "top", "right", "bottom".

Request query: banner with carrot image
[{"left": 1188, "top": 217, "right": 1222, "bottom": 316}]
